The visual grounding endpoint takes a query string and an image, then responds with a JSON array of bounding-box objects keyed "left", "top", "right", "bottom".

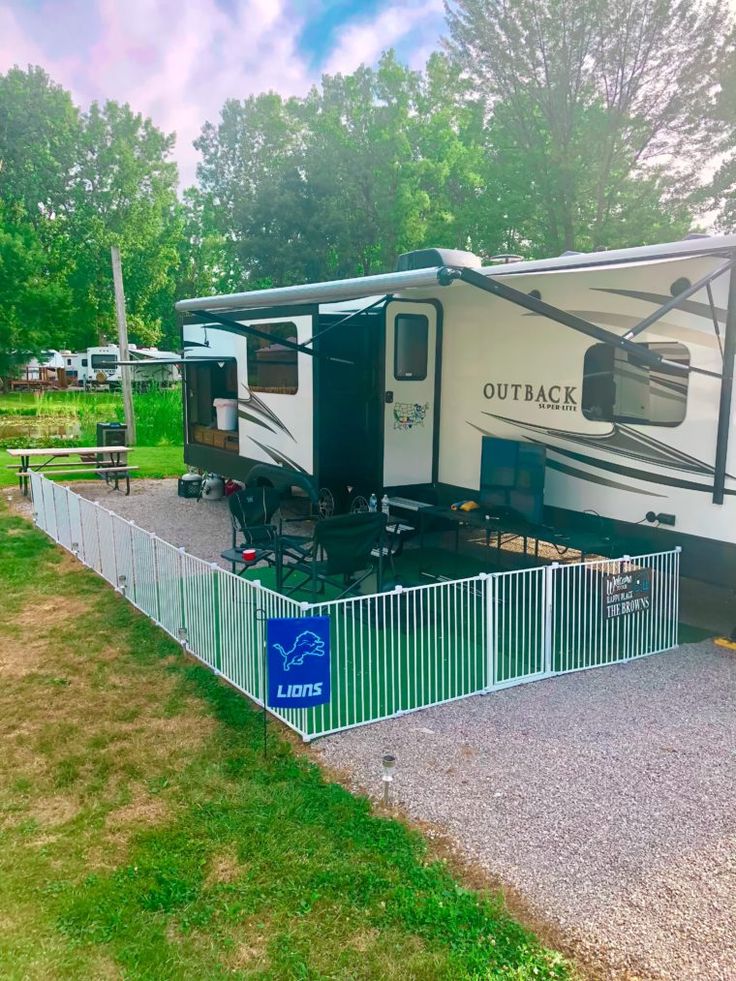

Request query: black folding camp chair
[
  {"left": 281, "top": 511, "right": 388, "bottom": 600},
  {"left": 228, "top": 486, "right": 282, "bottom": 550},
  {"left": 223, "top": 486, "right": 305, "bottom": 575}
]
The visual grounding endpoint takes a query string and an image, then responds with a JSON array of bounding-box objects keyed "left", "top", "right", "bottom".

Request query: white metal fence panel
[
  {"left": 52, "top": 483, "right": 72, "bottom": 551},
  {"left": 155, "top": 539, "right": 186, "bottom": 641},
  {"left": 67, "top": 490, "right": 83, "bottom": 558},
  {"left": 304, "top": 574, "right": 488, "bottom": 739},
  {"left": 27, "top": 473, "right": 681, "bottom": 742},
  {"left": 217, "top": 571, "right": 264, "bottom": 702},
  {"left": 180, "top": 551, "right": 220, "bottom": 671},
  {"left": 488, "top": 566, "right": 547, "bottom": 689},
  {"left": 42, "top": 476, "right": 58, "bottom": 541},
  {"left": 551, "top": 550, "right": 680, "bottom": 673},
  {"left": 96, "top": 507, "right": 117, "bottom": 586},
  {"left": 78, "top": 496, "right": 101, "bottom": 574},
  {"left": 129, "top": 527, "right": 159, "bottom": 621},
  {"left": 112, "top": 516, "right": 135, "bottom": 596}
]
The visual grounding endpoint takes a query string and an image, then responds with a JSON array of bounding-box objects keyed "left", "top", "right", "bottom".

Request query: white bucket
[{"left": 213, "top": 398, "right": 238, "bottom": 431}]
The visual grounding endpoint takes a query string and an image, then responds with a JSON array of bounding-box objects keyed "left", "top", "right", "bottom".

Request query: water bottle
[
  {"left": 369, "top": 492, "right": 378, "bottom": 513},
  {"left": 381, "top": 494, "right": 390, "bottom": 516}
]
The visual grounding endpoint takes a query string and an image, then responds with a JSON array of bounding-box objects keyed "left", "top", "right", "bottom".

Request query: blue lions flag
[{"left": 267, "top": 616, "right": 331, "bottom": 709}]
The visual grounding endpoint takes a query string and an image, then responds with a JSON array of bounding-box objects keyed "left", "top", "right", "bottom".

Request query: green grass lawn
[
  {"left": 0, "top": 501, "right": 571, "bottom": 979},
  {"left": 0, "top": 444, "right": 185, "bottom": 488}
]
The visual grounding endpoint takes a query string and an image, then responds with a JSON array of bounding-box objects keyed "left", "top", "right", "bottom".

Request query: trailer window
[
  {"left": 394, "top": 314, "right": 429, "bottom": 380},
  {"left": 246, "top": 322, "right": 298, "bottom": 394},
  {"left": 582, "top": 342, "right": 689, "bottom": 426},
  {"left": 91, "top": 353, "right": 117, "bottom": 370}
]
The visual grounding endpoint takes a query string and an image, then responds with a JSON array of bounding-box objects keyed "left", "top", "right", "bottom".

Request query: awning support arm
[
  {"left": 301, "top": 294, "right": 391, "bottom": 349},
  {"left": 189, "top": 310, "right": 314, "bottom": 357},
  {"left": 623, "top": 258, "right": 735, "bottom": 340},
  {"left": 713, "top": 264, "right": 736, "bottom": 503},
  {"left": 440, "top": 265, "right": 721, "bottom": 380}
]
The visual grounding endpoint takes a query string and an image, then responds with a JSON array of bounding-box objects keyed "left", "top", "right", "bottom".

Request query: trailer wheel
[
  {"left": 317, "top": 487, "right": 335, "bottom": 519},
  {"left": 350, "top": 495, "right": 369, "bottom": 514}
]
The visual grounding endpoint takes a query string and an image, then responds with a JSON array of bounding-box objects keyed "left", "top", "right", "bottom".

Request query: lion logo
[{"left": 273, "top": 630, "right": 327, "bottom": 672}]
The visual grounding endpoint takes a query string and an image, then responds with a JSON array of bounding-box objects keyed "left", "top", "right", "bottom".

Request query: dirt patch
[
  {"left": 1, "top": 594, "right": 92, "bottom": 678},
  {"left": 29, "top": 795, "right": 80, "bottom": 828},
  {"left": 106, "top": 789, "right": 170, "bottom": 829},
  {"left": 221, "top": 921, "right": 270, "bottom": 972},
  {"left": 348, "top": 927, "right": 381, "bottom": 952},
  {"left": 206, "top": 850, "right": 245, "bottom": 887}
]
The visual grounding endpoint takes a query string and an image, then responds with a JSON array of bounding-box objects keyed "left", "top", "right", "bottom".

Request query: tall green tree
[
  {"left": 445, "top": 0, "right": 731, "bottom": 253},
  {"left": 0, "top": 66, "right": 80, "bottom": 222},
  {"left": 0, "top": 203, "right": 72, "bottom": 382},
  {"left": 65, "top": 100, "right": 182, "bottom": 348}
]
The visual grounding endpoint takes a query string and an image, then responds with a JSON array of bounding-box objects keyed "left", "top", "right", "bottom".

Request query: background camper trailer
[{"left": 177, "top": 235, "right": 736, "bottom": 586}]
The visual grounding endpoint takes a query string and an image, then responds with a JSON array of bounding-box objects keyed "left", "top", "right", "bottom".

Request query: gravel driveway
[
  {"left": 316, "top": 642, "right": 736, "bottom": 980},
  {"left": 73, "top": 478, "right": 244, "bottom": 566}
]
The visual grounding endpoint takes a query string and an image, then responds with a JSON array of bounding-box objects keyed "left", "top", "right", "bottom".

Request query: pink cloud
[{"left": 0, "top": 0, "right": 443, "bottom": 187}]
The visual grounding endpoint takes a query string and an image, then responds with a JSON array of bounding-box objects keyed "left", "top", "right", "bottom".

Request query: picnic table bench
[{"left": 7, "top": 446, "right": 137, "bottom": 496}]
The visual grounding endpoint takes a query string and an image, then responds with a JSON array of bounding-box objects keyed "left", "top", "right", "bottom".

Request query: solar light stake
[{"left": 382, "top": 754, "right": 396, "bottom": 805}]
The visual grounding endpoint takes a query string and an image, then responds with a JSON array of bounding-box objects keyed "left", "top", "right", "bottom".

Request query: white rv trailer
[
  {"left": 62, "top": 345, "right": 181, "bottom": 388},
  {"left": 176, "top": 235, "right": 736, "bottom": 585},
  {"left": 23, "top": 349, "right": 65, "bottom": 380}
]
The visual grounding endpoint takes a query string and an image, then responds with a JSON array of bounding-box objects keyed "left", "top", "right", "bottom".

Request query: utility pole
[{"left": 110, "top": 245, "right": 136, "bottom": 445}]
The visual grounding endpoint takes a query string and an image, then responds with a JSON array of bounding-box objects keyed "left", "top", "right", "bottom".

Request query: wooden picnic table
[{"left": 7, "top": 446, "right": 137, "bottom": 496}]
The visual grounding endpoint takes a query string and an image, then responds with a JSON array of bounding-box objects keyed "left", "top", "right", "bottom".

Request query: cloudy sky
[{"left": 0, "top": 0, "right": 446, "bottom": 186}]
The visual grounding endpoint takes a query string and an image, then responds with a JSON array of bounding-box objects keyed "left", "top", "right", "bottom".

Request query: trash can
[
  {"left": 213, "top": 398, "right": 238, "bottom": 431},
  {"left": 96, "top": 422, "right": 127, "bottom": 464}
]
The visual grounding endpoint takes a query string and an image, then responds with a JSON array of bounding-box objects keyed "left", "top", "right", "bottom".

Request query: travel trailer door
[{"left": 383, "top": 300, "right": 439, "bottom": 487}]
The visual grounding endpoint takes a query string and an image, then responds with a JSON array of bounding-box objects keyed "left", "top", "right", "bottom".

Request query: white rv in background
[
  {"left": 61, "top": 345, "right": 180, "bottom": 388},
  {"left": 176, "top": 234, "right": 736, "bottom": 586},
  {"left": 24, "top": 349, "right": 65, "bottom": 379}
]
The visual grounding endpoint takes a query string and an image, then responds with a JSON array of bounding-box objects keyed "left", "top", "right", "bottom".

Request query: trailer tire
[{"left": 318, "top": 487, "right": 336, "bottom": 519}]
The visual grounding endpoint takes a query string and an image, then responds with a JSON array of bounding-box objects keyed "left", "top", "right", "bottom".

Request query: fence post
[
  {"left": 152, "top": 534, "right": 162, "bottom": 625},
  {"left": 211, "top": 562, "right": 222, "bottom": 674},
  {"left": 93, "top": 504, "right": 102, "bottom": 575},
  {"left": 128, "top": 520, "right": 137, "bottom": 605},
  {"left": 484, "top": 572, "right": 495, "bottom": 691},
  {"left": 178, "top": 546, "right": 187, "bottom": 646},
  {"left": 543, "top": 562, "right": 558, "bottom": 676},
  {"left": 50, "top": 482, "right": 59, "bottom": 543}
]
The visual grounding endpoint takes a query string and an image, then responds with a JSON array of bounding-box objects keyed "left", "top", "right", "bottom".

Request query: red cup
[{"left": 242, "top": 547, "right": 257, "bottom": 563}]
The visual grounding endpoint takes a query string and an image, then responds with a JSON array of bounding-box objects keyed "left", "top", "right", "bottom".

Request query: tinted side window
[
  {"left": 582, "top": 342, "right": 689, "bottom": 426},
  {"left": 91, "top": 354, "right": 117, "bottom": 370},
  {"left": 246, "top": 322, "right": 298, "bottom": 394},
  {"left": 394, "top": 314, "right": 429, "bottom": 380}
]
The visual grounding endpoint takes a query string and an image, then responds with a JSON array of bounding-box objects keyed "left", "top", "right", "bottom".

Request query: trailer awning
[
  {"left": 115, "top": 357, "right": 230, "bottom": 366},
  {"left": 175, "top": 234, "right": 736, "bottom": 315},
  {"left": 175, "top": 267, "right": 443, "bottom": 314}
]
